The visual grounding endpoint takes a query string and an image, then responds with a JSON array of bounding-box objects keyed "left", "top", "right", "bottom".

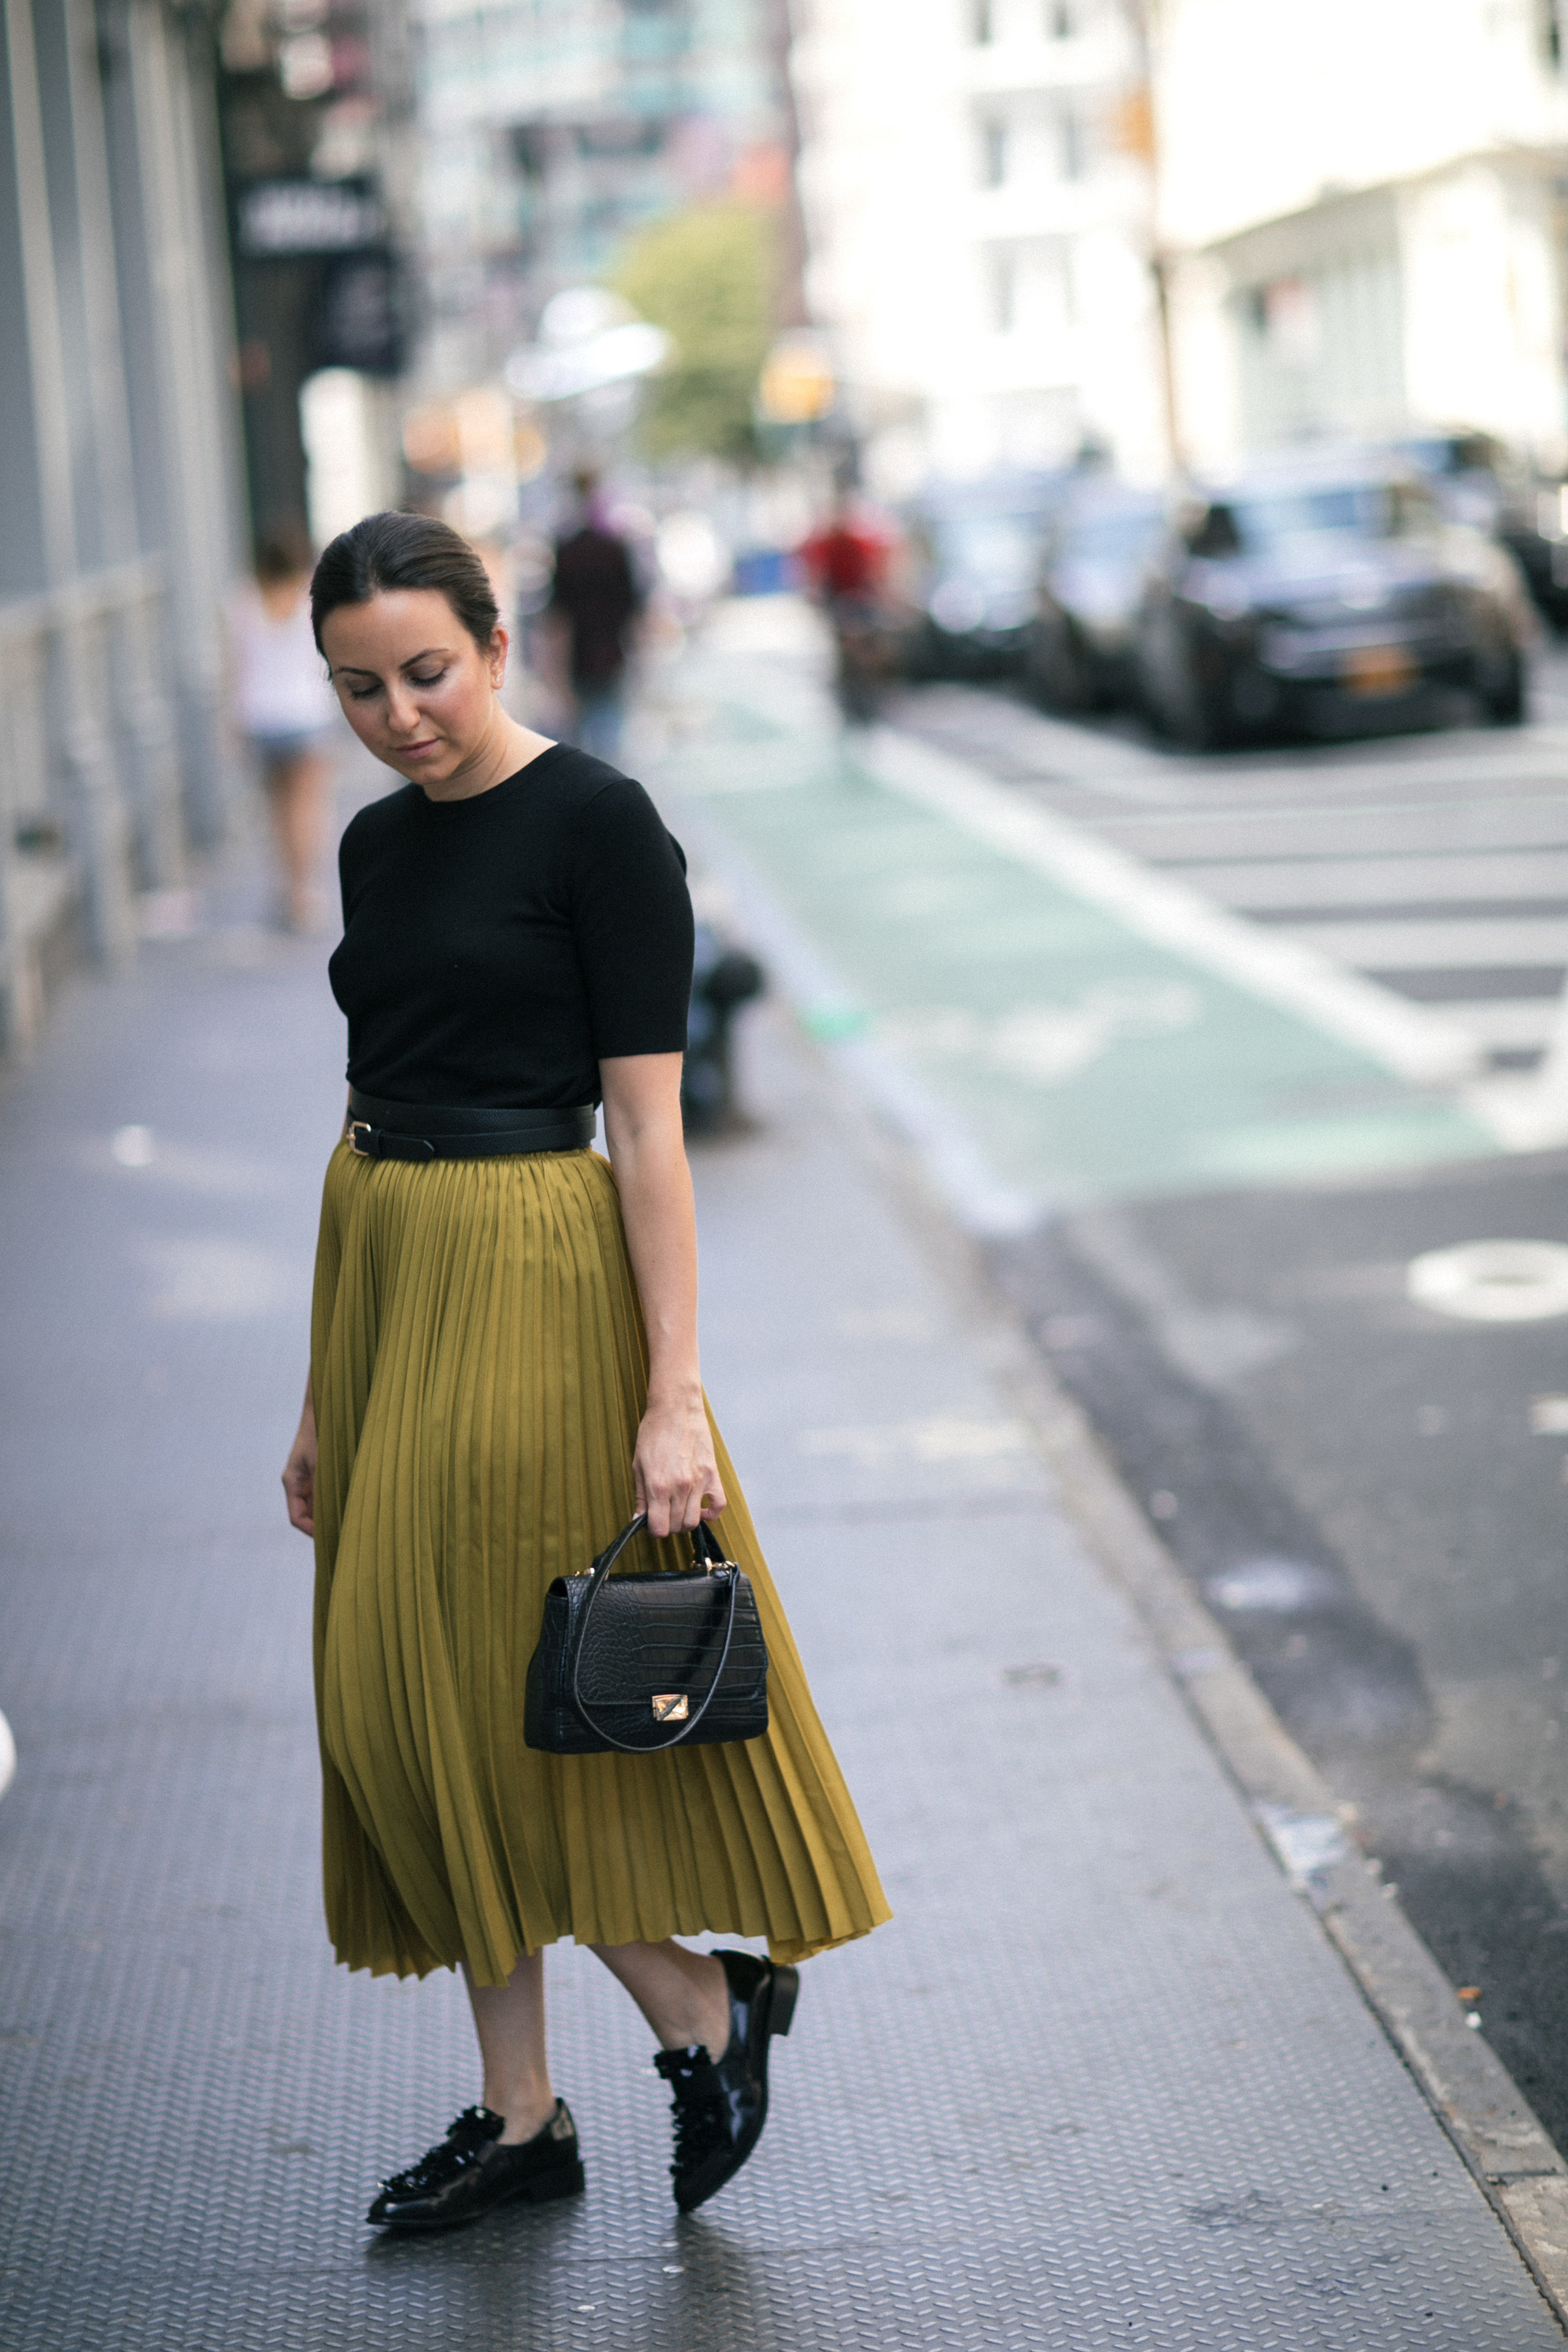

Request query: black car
[
  {"left": 902, "top": 475, "right": 1069, "bottom": 681},
  {"left": 1392, "top": 428, "right": 1568, "bottom": 633},
  {"left": 1133, "top": 456, "right": 1533, "bottom": 749},
  {"left": 1023, "top": 485, "right": 1167, "bottom": 713}
]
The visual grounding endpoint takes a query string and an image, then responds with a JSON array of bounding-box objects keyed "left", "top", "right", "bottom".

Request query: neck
[{"left": 417, "top": 708, "right": 552, "bottom": 804}]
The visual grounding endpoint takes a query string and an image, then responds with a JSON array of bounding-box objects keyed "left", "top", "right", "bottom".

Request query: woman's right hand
[{"left": 282, "top": 1396, "right": 318, "bottom": 1537}]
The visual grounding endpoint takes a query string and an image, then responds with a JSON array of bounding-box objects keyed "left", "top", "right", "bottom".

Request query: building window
[
  {"left": 982, "top": 117, "right": 1009, "bottom": 187},
  {"left": 1060, "top": 104, "right": 1082, "bottom": 179},
  {"left": 992, "top": 249, "right": 1017, "bottom": 333}
]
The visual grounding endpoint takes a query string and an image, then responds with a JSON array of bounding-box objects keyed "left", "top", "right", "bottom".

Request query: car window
[
  {"left": 928, "top": 515, "right": 1037, "bottom": 581},
  {"left": 1227, "top": 481, "right": 1437, "bottom": 549}
]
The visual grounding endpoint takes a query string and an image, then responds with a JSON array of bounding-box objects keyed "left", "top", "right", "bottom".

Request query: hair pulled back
[{"left": 310, "top": 511, "right": 499, "bottom": 655}]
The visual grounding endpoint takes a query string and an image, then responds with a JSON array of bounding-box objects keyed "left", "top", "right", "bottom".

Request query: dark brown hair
[{"left": 310, "top": 511, "right": 500, "bottom": 653}]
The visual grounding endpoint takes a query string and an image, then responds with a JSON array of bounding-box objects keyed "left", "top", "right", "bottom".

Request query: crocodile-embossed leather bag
[{"left": 524, "top": 1512, "right": 770, "bottom": 1755}]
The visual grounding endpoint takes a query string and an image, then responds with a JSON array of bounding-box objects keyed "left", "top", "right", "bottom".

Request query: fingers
[
  {"left": 634, "top": 1476, "right": 723, "bottom": 1540},
  {"left": 282, "top": 1460, "right": 316, "bottom": 1538}
]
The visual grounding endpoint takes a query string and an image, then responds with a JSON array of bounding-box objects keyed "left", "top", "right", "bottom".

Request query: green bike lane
[{"left": 647, "top": 679, "right": 1495, "bottom": 1219}]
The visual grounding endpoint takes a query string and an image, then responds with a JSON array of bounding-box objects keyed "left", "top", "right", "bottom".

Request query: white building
[
  {"left": 789, "top": 0, "right": 1169, "bottom": 491},
  {"left": 1154, "top": 0, "right": 1568, "bottom": 472}
]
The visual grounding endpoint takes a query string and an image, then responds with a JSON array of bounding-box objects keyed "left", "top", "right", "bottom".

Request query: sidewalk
[{"left": 0, "top": 783, "right": 1561, "bottom": 2347}]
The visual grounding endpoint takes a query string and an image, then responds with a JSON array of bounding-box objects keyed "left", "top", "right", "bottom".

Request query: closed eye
[{"left": 344, "top": 666, "right": 448, "bottom": 702}]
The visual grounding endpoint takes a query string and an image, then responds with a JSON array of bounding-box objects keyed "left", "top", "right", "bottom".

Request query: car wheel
[
  {"left": 1482, "top": 646, "right": 1526, "bottom": 726},
  {"left": 1168, "top": 674, "right": 1231, "bottom": 751}
]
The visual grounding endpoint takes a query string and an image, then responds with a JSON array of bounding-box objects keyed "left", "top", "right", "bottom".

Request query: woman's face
[{"left": 321, "top": 588, "right": 506, "bottom": 792}]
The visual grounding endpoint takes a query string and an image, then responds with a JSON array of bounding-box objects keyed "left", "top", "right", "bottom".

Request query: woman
[
  {"left": 280, "top": 512, "right": 888, "bottom": 2232},
  {"left": 229, "top": 521, "right": 338, "bottom": 932}
]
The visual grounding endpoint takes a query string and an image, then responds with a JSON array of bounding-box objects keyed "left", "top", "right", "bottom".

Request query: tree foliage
[{"left": 608, "top": 203, "right": 777, "bottom": 463}]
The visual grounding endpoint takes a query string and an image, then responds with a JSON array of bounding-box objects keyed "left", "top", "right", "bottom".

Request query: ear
[{"left": 488, "top": 623, "right": 509, "bottom": 687}]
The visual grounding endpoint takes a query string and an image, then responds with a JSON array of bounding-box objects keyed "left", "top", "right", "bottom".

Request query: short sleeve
[{"left": 570, "top": 776, "right": 694, "bottom": 1058}]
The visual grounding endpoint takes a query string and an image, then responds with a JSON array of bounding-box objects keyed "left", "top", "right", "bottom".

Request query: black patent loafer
[
  {"left": 653, "top": 1948, "right": 799, "bottom": 2213},
  {"left": 366, "top": 2099, "right": 585, "bottom": 2230}
]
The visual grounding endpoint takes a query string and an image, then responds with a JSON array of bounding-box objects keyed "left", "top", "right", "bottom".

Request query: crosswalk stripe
[
  {"left": 1158, "top": 854, "right": 1568, "bottom": 908},
  {"left": 1260, "top": 917, "right": 1568, "bottom": 969}
]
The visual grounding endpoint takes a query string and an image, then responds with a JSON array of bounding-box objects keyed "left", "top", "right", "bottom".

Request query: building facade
[
  {"left": 0, "top": 0, "right": 248, "bottom": 1053},
  {"left": 789, "top": 0, "right": 1168, "bottom": 493},
  {"left": 407, "top": 0, "right": 786, "bottom": 391},
  {"left": 1153, "top": 0, "right": 1568, "bottom": 471}
]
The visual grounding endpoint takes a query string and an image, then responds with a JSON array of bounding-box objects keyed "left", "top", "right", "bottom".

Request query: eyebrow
[{"left": 329, "top": 645, "right": 453, "bottom": 678}]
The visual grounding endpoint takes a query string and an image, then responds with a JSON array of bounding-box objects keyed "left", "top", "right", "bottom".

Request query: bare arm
[
  {"left": 282, "top": 1088, "right": 350, "bottom": 1537},
  {"left": 600, "top": 1051, "right": 725, "bottom": 1540}
]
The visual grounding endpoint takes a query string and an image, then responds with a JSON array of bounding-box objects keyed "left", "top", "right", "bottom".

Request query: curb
[
  {"left": 997, "top": 1331, "right": 1568, "bottom": 2327},
  {"left": 835, "top": 1041, "right": 1568, "bottom": 2335},
  {"left": 659, "top": 706, "right": 1568, "bottom": 2329}
]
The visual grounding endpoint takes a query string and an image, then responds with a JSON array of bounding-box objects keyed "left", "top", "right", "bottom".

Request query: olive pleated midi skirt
[{"left": 309, "top": 1139, "right": 890, "bottom": 1984}]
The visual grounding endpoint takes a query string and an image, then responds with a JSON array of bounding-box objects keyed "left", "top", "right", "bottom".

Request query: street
[{"left": 644, "top": 607, "right": 1568, "bottom": 2157}]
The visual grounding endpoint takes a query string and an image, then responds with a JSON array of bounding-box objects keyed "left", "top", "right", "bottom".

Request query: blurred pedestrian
[
  {"left": 798, "top": 486, "right": 898, "bottom": 723},
  {"left": 548, "top": 467, "right": 644, "bottom": 762},
  {"left": 228, "top": 521, "right": 336, "bottom": 932},
  {"left": 280, "top": 511, "right": 888, "bottom": 2233}
]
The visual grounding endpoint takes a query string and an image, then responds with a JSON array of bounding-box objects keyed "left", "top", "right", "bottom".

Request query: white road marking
[
  {"left": 1408, "top": 1241, "right": 1568, "bottom": 1322},
  {"left": 1105, "top": 799, "right": 1568, "bottom": 862},
  {"left": 1167, "top": 851, "right": 1568, "bottom": 910},
  {"left": 1281, "top": 916, "right": 1568, "bottom": 970},
  {"left": 860, "top": 725, "right": 1484, "bottom": 1086},
  {"left": 1435, "top": 1000, "right": 1560, "bottom": 1052}
]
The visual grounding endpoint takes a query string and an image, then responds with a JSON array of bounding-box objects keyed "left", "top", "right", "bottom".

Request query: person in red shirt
[
  {"left": 797, "top": 492, "right": 899, "bottom": 721},
  {"left": 798, "top": 493, "right": 892, "bottom": 604}
]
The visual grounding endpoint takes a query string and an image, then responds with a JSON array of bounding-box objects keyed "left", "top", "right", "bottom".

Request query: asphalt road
[
  {"left": 638, "top": 606, "right": 1568, "bottom": 2166},
  {"left": 880, "top": 645, "right": 1568, "bottom": 2153}
]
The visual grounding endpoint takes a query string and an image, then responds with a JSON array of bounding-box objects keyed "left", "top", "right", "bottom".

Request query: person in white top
[{"left": 229, "top": 522, "right": 337, "bottom": 931}]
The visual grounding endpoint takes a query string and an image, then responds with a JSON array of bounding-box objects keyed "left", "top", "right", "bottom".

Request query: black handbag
[{"left": 523, "top": 1512, "right": 770, "bottom": 1756}]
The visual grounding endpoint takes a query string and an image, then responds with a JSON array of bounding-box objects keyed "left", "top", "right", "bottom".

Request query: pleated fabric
[{"left": 309, "top": 1139, "right": 891, "bottom": 1984}]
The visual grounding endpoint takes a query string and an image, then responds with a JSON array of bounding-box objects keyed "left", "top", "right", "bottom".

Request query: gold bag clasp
[{"left": 651, "top": 1693, "right": 689, "bottom": 1723}]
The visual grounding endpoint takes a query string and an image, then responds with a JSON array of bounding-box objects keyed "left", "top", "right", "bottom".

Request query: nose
[{"left": 385, "top": 679, "right": 423, "bottom": 736}]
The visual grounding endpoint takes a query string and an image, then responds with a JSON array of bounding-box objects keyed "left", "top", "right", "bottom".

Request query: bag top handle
[
  {"left": 588, "top": 1512, "right": 734, "bottom": 1575},
  {"left": 570, "top": 1512, "right": 743, "bottom": 1755}
]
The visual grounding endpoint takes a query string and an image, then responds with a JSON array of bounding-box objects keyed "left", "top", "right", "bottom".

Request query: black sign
[{"left": 310, "top": 250, "right": 406, "bottom": 377}]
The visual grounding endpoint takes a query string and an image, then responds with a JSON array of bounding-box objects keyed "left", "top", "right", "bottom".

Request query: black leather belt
[{"left": 346, "top": 1088, "right": 596, "bottom": 1162}]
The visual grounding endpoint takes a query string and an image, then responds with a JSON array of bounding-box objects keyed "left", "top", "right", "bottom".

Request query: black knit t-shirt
[{"left": 328, "top": 745, "right": 693, "bottom": 1107}]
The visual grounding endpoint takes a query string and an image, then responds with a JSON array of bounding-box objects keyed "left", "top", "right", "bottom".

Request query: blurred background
[
  {"left": 11, "top": 0, "right": 1568, "bottom": 2185},
  {"left": 16, "top": 0, "right": 1568, "bottom": 1011}
]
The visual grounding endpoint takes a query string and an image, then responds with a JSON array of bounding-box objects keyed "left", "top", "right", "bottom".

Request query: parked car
[
  {"left": 1133, "top": 452, "right": 1534, "bottom": 749},
  {"left": 902, "top": 474, "right": 1070, "bottom": 681},
  {"left": 1022, "top": 484, "right": 1167, "bottom": 713},
  {"left": 1390, "top": 428, "right": 1568, "bottom": 634},
  {"left": 1507, "top": 477, "right": 1568, "bottom": 631}
]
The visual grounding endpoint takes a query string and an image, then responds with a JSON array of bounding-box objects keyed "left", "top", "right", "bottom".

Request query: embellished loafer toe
[
  {"left": 655, "top": 1948, "right": 798, "bottom": 2213},
  {"left": 366, "top": 2099, "right": 585, "bottom": 2230}
]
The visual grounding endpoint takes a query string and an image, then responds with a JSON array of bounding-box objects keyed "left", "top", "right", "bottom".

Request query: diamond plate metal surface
[{"left": 0, "top": 869, "right": 1561, "bottom": 2348}]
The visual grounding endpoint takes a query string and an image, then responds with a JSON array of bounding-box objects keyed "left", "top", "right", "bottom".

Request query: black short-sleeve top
[{"left": 327, "top": 745, "right": 694, "bottom": 1108}]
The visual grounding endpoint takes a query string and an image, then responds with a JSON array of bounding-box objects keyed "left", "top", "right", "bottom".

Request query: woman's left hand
[{"left": 634, "top": 1388, "right": 726, "bottom": 1538}]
